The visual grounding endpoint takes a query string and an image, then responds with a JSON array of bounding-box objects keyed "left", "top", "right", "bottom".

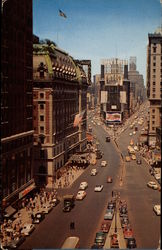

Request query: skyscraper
[{"left": 1, "top": 0, "right": 34, "bottom": 212}]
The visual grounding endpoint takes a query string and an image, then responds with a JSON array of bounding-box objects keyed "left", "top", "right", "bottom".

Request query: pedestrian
[{"left": 112, "top": 190, "right": 114, "bottom": 197}]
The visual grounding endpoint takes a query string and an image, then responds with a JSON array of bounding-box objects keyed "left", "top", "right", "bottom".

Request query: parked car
[
  {"left": 21, "top": 223, "right": 35, "bottom": 236},
  {"left": 120, "top": 207, "right": 128, "bottom": 217},
  {"left": 153, "top": 205, "right": 161, "bottom": 215},
  {"left": 134, "top": 146, "right": 139, "bottom": 151},
  {"left": 101, "top": 161, "right": 107, "bottom": 167},
  {"left": 107, "top": 202, "right": 116, "bottom": 210},
  {"left": 94, "top": 185, "right": 103, "bottom": 192},
  {"left": 123, "top": 226, "right": 133, "bottom": 239},
  {"left": 107, "top": 176, "right": 113, "bottom": 183},
  {"left": 100, "top": 221, "right": 111, "bottom": 233},
  {"left": 95, "top": 232, "right": 106, "bottom": 246},
  {"left": 127, "top": 237, "right": 137, "bottom": 248},
  {"left": 121, "top": 217, "right": 129, "bottom": 228},
  {"left": 76, "top": 190, "right": 86, "bottom": 200},
  {"left": 91, "top": 243, "right": 102, "bottom": 249},
  {"left": 50, "top": 198, "right": 60, "bottom": 207},
  {"left": 7, "top": 236, "right": 26, "bottom": 249},
  {"left": 110, "top": 233, "right": 119, "bottom": 248},
  {"left": 79, "top": 181, "right": 88, "bottom": 190},
  {"left": 42, "top": 204, "right": 53, "bottom": 214},
  {"left": 32, "top": 212, "right": 45, "bottom": 224},
  {"left": 104, "top": 209, "right": 114, "bottom": 220},
  {"left": 130, "top": 140, "right": 134, "bottom": 146},
  {"left": 91, "top": 169, "right": 97, "bottom": 176},
  {"left": 147, "top": 181, "right": 158, "bottom": 190}
]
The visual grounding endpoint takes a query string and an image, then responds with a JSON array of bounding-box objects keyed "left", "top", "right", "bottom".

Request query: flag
[
  {"left": 59, "top": 9, "right": 67, "bottom": 18},
  {"left": 73, "top": 110, "right": 85, "bottom": 127}
]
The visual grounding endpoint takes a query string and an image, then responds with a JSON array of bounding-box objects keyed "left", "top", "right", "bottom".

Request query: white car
[
  {"left": 129, "top": 133, "right": 132, "bottom": 136},
  {"left": 79, "top": 181, "right": 88, "bottom": 190},
  {"left": 76, "top": 190, "right": 86, "bottom": 200},
  {"left": 94, "top": 185, "right": 103, "bottom": 192},
  {"left": 134, "top": 146, "right": 139, "bottom": 151},
  {"left": 21, "top": 223, "right": 35, "bottom": 236},
  {"left": 153, "top": 205, "right": 161, "bottom": 216},
  {"left": 154, "top": 174, "right": 161, "bottom": 180},
  {"left": 147, "top": 181, "right": 158, "bottom": 190},
  {"left": 91, "top": 169, "right": 97, "bottom": 176},
  {"left": 101, "top": 161, "right": 107, "bottom": 167},
  {"left": 133, "top": 131, "right": 136, "bottom": 135}
]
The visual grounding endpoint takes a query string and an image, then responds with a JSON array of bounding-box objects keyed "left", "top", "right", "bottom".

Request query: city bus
[{"left": 61, "top": 236, "right": 79, "bottom": 249}]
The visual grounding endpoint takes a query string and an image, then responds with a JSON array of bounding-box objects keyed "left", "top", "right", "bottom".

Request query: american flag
[
  {"left": 59, "top": 9, "right": 67, "bottom": 18},
  {"left": 73, "top": 110, "right": 85, "bottom": 127}
]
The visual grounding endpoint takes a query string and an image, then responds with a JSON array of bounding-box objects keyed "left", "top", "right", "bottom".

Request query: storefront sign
[{"left": 19, "top": 183, "right": 35, "bottom": 199}]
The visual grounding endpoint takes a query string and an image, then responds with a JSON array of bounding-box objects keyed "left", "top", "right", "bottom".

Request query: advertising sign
[
  {"left": 106, "top": 112, "right": 121, "bottom": 122},
  {"left": 120, "top": 91, "right": 127, "bottom": 104},
  {"left": 101, "top": 91, "right": 108, "bottom": 103}
]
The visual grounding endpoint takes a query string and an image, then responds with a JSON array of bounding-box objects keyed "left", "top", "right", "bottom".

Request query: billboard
[
  {"left": 106, "top": 112, "right": 121, "bottom": 122},
  {"left": 120, "top": 91, "right": 127, "bottom": 104},
  {"left": 101, "top": 91, "right": 108, "bottom": 103}
]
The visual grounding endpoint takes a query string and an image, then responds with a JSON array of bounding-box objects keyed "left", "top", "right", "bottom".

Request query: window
[
  {"left": 40, "top": 93, "right": 44, "bottom": 98},
  {"left": 152, "top": 121, "right": 155, "bottom": 124},
  {"left": 153, "top": 88, "right": 155, "bottom": 92},
  {"left": 153, "top": 82, "right": 155, "bottom": 86},
  {"left": 40, "top": 150, "right": 45, "bottom": 158},
  {"left": 40, "top": 104, "right": 44, "bottom": 109},
  {"left": 153, "top": 69, "right": 156, "bottom": 73},
  {"left": 153, "top": 94, "right": 155, "bottom": 98},
  {"left": 152, "top": 127, "right": 155, "bottom": 131},
  {"left": 152, "top": 109, "right": 155, "bottom": 113},
  {"left": 153, "top": 47, "right": 156, "bottom": 53},
  {"left": 40, "top": 115, "right": 44, "bottom": 121},
  {"left": 152, "top": 115, "right": 155, "bottom": 119},
  {"left": 40, "top": 126, "right": 44, "bottom": 133},
  {"left": 153, "top": 63, "right": 156, "bottom": 67}
]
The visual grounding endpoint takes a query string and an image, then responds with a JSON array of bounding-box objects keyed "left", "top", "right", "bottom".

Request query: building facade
[
  {"left": 33, "top": 40, "right": 89, "bottom": 188},
  {"left": 146, "top": 32, "right": 162, "bottom": 146},
  {"left": 1, "top": 0, "right": 34, "bottom": 211}
]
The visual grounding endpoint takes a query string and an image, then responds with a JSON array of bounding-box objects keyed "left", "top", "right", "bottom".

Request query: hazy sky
[{"left": 33, "top": 0, "right": 161, "bottom": 84}]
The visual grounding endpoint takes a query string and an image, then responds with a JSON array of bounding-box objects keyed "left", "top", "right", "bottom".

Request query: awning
[{"left": 4, "top": 206, "right": 16, "bottom": 218}]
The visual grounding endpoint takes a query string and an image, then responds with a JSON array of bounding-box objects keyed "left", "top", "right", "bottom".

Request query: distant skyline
[{"left": 33, "top": 0, "right": 161, "bottom": 84}]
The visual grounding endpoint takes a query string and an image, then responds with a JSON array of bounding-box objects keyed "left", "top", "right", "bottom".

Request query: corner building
[
  {"left": 146, "top": 32, "right": 162, "bottom": 146},
  {"left": 33, "top": 40, "right": 88, "bottom": 188},
  {"left": 1, "top": 0, "right": 34, "bottom": 210}
]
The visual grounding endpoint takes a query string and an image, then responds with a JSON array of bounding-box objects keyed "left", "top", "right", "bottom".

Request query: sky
[{"left": 33, "top": 0, "right": 161, "bottom": 84}]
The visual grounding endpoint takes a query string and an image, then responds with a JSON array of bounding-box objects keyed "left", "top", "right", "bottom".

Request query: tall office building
[
  {"left": 1, "top": 0, "right": 34, "bottom": 212},
  {"left": 146, "top": 31, "right": 162, "bottom": 146}
]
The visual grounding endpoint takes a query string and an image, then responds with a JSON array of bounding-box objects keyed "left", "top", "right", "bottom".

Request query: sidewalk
[{"left": 104, "top": 211, "right": 126, "bottom": 249}]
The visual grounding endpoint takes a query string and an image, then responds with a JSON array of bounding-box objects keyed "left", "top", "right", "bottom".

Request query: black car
[
  {"left": 127, "top": 237, "right": 137, "bottom": 248},
  {"left": 106, "top": 136, "right": 110, "bottom": 142},
  {"left": 136, "top": 159, "right": 142, "bottom": 165},
  {"left": 95, "top": 232, "right": 106, "bottom": 247},
  {"left": 63, "top": 205, "right": 72, "bottom": 212},
  {"left": 7, "top": 236, "right": 26, "bottom": 249},
  {"left": 121, "top": 217, "right": 129, "bottom": 228},
  {"left": 107, "top": 202, "right": 116, "bottom": 210},
  {"left": 120, "top": 207, "right": 128, "bottom": 217},
  {"left": 32, "top": 212, "right": 45, "bottom": 224},
  {"left": 91, "top": 243, "right": 103, "bottom": 249}
]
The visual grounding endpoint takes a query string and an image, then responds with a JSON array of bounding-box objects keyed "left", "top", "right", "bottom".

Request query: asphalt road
[
  {"left": 20, "top": 122, "right": 121, "bottom": 249},
  {"left": 116, "top": 118, "right": 161, "bottom": 249},
  {"left": 20, "top": 105, "right": 160, "bottom": 249}
]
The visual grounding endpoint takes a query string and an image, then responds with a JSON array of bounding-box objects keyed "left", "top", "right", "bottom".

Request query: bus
[{"left": 61, "top": 236, "right": 79, "bottom": 249}]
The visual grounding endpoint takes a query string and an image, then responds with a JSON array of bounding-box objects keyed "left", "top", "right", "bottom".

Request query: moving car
[
  {"left": 100, "top": 221, "right": 111, "bottom": 233},
  {"left": 63, "top": 195, "right": 75, "bottom": 212},
  {"left": 107, "top": 201, "right": 116, "bottom": 210},
  {"left": 127, "top": 238, "right": 137, "bottom": 248},
  {"left": 133, "top": 131, "right": 136, "bottom": 135},
  {"left": 79, "top": 181, "right": 88, "bottom": 190},
  {"left": 32, "top": 212, "right": 45, "bottom": 224},
  {"left": 107, "top": 176, "right": 113, "bottom": 183},
  {"left": 131, "top": 154, "right": 136, "bottom": 160},
  {"left": 136, "top": 159, "right": 142, "bottom": 165},
  {"left": 153, "top": 205, "right": 161, "bottom": 215},
  {"left": 21, "top": 223, "right": 35, "bottom": 236},
  {"left": 134, "top": 146, "right": 139, "bottom": 151},
  {"left": 129, "top": 133, "right": 132, "bottom": 136},
  {"left": 95, "top": 232, "right": 106, "bottom": 247},
  {"left": 94, "top": 185, "right": 103, "bottom": 192},
  {"left": 147, "top": 181, "right": 158, "bottom": 190},
  {"left": 101, "top": 161, "right": 107, "bottom": 167},
  {"left": 125, "top": 156, "right": 131, "bottom": 162},
  {"left": 104, "top": 209, "right": 114, "bottom": 220},
  {"left": 91, "top": 169, "right": 97, "bottom": 176},
  {"left": 76, "top": 190, "right": 86, "bottom": 200},
  {"left": 106, "top": 136, "right": 110, "bottom": 142},
  {"left": 121, "top": 217, "right": 129, "bottom": 228}
]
